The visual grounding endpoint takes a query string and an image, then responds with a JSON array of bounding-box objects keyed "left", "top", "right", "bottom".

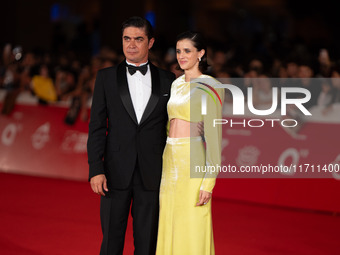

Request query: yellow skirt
[{"left": 156, "top": 137, "right": 215, "bottom": 255}]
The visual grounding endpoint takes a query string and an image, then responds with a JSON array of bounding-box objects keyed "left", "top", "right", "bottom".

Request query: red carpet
[{"left": 1, "top": 172, "right": 339, "bottom": 255}]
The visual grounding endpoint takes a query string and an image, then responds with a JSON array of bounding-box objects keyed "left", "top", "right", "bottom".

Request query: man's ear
[{"left": 148, "top": 38, "right": 155, "bottom": 49}]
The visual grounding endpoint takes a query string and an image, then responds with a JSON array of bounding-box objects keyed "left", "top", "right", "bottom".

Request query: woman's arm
[{"left": 200, "top": 85, "right": 225, "bottom": 193}]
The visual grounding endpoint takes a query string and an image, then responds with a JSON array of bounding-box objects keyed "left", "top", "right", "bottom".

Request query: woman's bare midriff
[{"left": 169, "top": 118, "right": 200, "bottom": 138}]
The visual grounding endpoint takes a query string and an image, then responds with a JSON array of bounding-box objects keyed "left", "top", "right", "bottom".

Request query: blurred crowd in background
[{"left": 1, "top": 35, "right": 340, "bottom": 125}]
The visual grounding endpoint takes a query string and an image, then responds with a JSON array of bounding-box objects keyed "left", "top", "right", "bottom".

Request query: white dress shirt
[{"left": 126, "top": 60, "right": 152, "bottom": 123}]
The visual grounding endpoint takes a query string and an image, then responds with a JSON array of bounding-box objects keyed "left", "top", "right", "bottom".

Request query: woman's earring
[{"left": 198, "top": 57, "right": 201, "bottom": 62}]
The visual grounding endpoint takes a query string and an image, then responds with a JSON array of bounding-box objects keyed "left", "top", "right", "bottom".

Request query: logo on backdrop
[{"left": 31, "top": 122, "right": 50, "bottom": 150}]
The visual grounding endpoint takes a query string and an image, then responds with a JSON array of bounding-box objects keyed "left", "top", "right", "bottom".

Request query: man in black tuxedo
[{"left": 87, "top": 17, "right": 175, "bottom": 255}]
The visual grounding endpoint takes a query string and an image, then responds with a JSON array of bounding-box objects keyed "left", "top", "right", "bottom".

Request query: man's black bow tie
[{"left": 127, "top": 64, "right": 148, "bottom": 75}]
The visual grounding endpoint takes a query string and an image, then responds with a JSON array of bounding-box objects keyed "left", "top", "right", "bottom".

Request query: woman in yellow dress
[{"left": 156, "top": 31, "right": 224, "bottom": 255}]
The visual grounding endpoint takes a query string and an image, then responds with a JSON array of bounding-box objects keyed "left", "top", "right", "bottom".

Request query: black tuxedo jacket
[{"left": 87, "top": 61, "right": 175, "bottom": 190}]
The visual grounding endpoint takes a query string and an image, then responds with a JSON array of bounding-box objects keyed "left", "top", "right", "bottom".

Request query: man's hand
[
  {"left": 196, "top": 190, "right": 212, "bottom": 206},
  {"left": 197, "top": 121, "right": 204, "bottom": 137},
  {"left": 90, "top": 174, "right": 108, "bottom": 196}
]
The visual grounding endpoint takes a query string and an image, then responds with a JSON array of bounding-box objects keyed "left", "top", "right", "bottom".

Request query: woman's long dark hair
[{"left": 176, "top": 31, "right": 208, "bottom": 73}]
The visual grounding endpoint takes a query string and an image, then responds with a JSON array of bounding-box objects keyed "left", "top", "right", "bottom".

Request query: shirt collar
[{"left": 126, "top": 60, "right": 148, "bottom": 67}]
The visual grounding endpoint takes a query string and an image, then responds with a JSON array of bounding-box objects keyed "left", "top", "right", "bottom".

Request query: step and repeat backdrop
[{"left": 1, "top": 92, "right": 339, "bottom": 212}]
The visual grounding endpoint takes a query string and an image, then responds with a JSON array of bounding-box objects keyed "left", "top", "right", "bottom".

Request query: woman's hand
[{"left": 196, "top": 190, "right": 212, "bottom": 206}]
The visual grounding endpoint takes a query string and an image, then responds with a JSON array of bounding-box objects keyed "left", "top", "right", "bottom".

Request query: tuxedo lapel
[
  {"left": 117, "top": 61, "right": 138, "bottom": 125},
  {"left": 139, "top": 62, "right": 160, "bottom": 125}
]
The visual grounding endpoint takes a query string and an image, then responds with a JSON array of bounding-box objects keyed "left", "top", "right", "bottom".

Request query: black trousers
[{"left": 99, "top": 166, "right": 159, "bottom": 255}]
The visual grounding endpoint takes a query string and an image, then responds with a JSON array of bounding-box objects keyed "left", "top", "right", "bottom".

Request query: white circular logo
[
  {"left": 1, "top": 123, "right": 17, "bottom": 146},
  {"left": 278, "top": 148, "right": 300, "bottom": 176},
  {"left": 31, "top": 122, "right": 50, "bottom": 150}
]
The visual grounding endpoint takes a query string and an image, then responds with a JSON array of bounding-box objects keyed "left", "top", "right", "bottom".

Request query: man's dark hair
[{"left": 122, "top": 16, "right": 154, "bottom": 40}]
